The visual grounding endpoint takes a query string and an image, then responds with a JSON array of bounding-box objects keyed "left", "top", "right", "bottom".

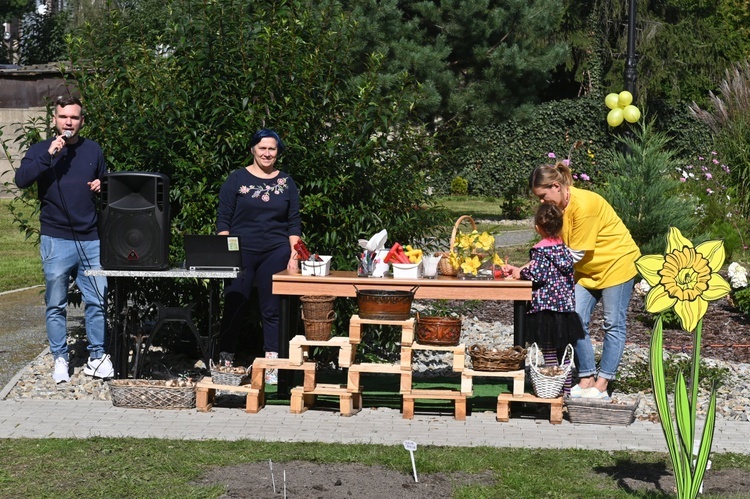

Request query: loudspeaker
[{"left": 100, "top": 172, "right": 171, "bottom": 270}]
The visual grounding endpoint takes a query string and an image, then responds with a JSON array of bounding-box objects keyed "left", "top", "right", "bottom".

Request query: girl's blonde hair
[{"left": 529, "top": 161, "right": 574, "bottom": 190}]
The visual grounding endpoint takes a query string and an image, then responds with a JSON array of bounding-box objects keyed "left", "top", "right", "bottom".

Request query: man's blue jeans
[
  {"left": 41, "top": 236, "right": 107, "bottom": 361},
  {"left": 574, "top": 278, "right": 635, "bottom": 380}
]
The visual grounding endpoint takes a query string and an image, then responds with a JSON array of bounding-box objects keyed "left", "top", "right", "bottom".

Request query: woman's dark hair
[
  {"left": 250, "top": 129, "right": 285, "bottom": 154},
  {"left": 534, "top": 202, "right": 564, "bottom": 238},
  {"left": 54, "top": 95, "right": 83, "bottom": 113}
]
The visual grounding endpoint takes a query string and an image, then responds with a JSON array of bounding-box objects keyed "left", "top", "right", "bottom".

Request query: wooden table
[{"left": 273, "top": 270, "right": 532, "bottom": 395}]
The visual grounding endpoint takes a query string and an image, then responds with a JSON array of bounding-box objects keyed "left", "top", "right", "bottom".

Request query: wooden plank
[
  {"left": 348, "top": 362, "right": 402, "bottom": 374},
  {"left": 411, "top": 341, "right": 466, "bottom": 352},
  {"left": 195, "top": 386, "right": 215, "bottom": 412},
  {"left": 403, "top": 389, "right": 465, "bottom": 400},
  {"left": 273, "top": 270, "right": 532, "bottom": 301},
  {"left": 348, "top": 319, "right": 362, "bottom": 344},
  {"left": 252, "top": 358, "right": 317, "bottom": 369},
  {"left": 338, "top": 344, "right": 356, "bottom": 368}
]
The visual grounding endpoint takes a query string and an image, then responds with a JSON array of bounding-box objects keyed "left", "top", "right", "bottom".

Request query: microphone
[{"left": 52, "top": 131, "right": 73, "bottom": 155}]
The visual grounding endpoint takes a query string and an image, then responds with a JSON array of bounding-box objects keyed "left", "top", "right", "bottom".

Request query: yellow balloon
[
  {"left": 605, "top": 93, "right": 620, "bottom": 110},
  {"left": 623, "top": 105, "right": 641, "bottom": 123},
  {"left": 618, "top": 90, "right": 633, "bottom": 107},
  {"left": 607, "top": 108, "right": 624, "bottom": 127}
]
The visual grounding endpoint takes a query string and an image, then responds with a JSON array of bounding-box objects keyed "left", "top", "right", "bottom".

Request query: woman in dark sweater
[{"left": 216, "top": 129, "right": 302, "bottom": 384}]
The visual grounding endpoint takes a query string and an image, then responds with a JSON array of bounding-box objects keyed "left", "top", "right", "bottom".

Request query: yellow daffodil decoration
[
  {"left": 635, "top": 227, "right": 730, "bottom": 499},
  {"left": 448, "top": 230, "right": 504, "bottom": 276},
  {"left": 636, "top": 227, "right": 730, "bottom": 332}
]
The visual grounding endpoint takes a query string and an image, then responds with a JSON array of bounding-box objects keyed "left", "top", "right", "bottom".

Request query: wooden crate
[
  {"left": 288, "top": 335, "right": 355, "bottom": 367},
  {"left": 346, "top": 362, "right": 411, "bottom": 394},
  {"left": 400, "top": 342, "right": 466, "bottom": 373},
  {"left": 402, "top": 389, "right": 467, "bottom": 421},
  {"left": 348, "top": 315, "right": 415, "bottom": 345},
  {"left": 460, "top": 368, "right": 525, "bottom": 396},
  {"left": 496, "top": 393, "right": 563, "bottom": 425},
  {"left": 195, "top": 378, "right": 263, "bottom": 413},
  {"left": 290, "top": 384, "right": 362, "bottom": 416}
]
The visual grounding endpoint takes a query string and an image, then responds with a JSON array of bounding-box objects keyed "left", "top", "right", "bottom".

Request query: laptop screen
[{"left": 184, "top": 235, "right": 242, "bottom": 271}]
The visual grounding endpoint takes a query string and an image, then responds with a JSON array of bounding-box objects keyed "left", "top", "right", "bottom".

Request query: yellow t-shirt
[{"left": 561, "top": 186, "right": 641, "bottom": 289}]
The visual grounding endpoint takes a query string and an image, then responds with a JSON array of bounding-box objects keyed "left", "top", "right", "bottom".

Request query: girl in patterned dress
[{"left": 503, "top": 202, "right": 585, "bottom": 396}]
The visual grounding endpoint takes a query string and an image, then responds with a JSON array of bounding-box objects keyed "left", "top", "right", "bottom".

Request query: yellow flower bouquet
[{"left": 447, "top": 229, "right": 505, "bottom": 278}]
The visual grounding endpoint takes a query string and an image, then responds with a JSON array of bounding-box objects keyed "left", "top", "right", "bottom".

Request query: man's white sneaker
[
  {"left": 52, "top": 357, "right": 70, "bottom": 384},
  {"left": 83, "top": 354, "right": 115, "bottom": 378}
]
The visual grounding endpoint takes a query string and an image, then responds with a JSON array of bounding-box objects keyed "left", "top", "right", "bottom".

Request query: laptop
[{"left": 184, "top": 235, "right": 242, "bottom": 271}]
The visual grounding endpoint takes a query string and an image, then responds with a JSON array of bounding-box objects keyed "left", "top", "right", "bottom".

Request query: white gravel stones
[{"left": 5, "top": 314, "right": 749, "bottom": 423}]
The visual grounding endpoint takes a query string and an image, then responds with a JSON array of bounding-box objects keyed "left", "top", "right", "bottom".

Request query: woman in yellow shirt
[{"left": 529, "top": 161, "right": 641, "bottom": 400}]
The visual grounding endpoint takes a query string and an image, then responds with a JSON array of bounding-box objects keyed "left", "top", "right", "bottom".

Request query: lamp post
[
  {"left": 622, "top": 0, "right": 637, "bottom": 153},
  {"left": 624, "top": 0, "right": 637, "bottom": 98}
]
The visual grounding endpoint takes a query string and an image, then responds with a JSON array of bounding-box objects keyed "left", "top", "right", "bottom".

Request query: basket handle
[
  {"left": 527, "top": 342, "right": 542, "bottom": 371},
  {"left": 560, "top": 343, "right": 575, "bottom": 371},
  {"left": 449, "top": 215, "right": 477, "bottom": 252}
]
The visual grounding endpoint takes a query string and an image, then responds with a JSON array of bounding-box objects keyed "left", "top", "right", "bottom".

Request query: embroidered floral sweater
[
  {"left": 519, "top": 237, "right": 576, "bottom": 314},
  {"left": 216, "top": 168, "right": 302, "bottom": 253}
]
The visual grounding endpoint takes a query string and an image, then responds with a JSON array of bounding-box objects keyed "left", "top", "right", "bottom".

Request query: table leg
[
  {"left": 208, "top": 280, "right": 221, "bottom": 364},
  {"left": 277, "top": 294, "right": 291, "bottom": 397},
  {"left": 513, "top": 300, "right": 528, "bottom": 347},
  {"left": 112, "top": 277, "right": 129, "bottom": 379}
]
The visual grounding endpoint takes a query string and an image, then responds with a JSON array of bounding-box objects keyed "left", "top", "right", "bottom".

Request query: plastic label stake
[
  {"left": 269, "top": 459, "right": 276, "bottom": 493},
  {"left": 403, "top": 440, "right": 419, "bottom": 483}
]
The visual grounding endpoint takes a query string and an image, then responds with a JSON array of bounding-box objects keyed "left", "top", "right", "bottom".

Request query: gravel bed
[{"left": 7, "top": 314, "right": 749, "bottom": 424}]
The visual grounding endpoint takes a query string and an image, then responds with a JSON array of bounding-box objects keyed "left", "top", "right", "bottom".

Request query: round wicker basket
[
  {"left": 302, "top": 310, "right": 336, "bottom": 341},
  {"left": 468, "top": 344, "right": 526, "bottom": 371},
  {"left": 527, "top": 343, "right": 574, "bottom": 398},
  {"left": 437, "top": 215, "right": 477, "bottom": 276},
  {"left": 300, "top": 295, "right": 336, "bottom": 320}
]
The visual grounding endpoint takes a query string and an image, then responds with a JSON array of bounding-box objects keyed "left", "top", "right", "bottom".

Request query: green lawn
[
  {"left": 0, "top": 199, "right": 42, "bottom": 292},
  {"left": 0, "top": 437, "right": 747, "bottom": 497}
]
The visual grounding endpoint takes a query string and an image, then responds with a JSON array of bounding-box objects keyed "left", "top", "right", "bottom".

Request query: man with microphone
[{"left": 15, "top": 95, "right": 113, "bottom": 383}]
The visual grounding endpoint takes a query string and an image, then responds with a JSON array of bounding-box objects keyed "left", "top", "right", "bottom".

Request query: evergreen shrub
[
  {"left": 597, "top": 119, "right": 697, "bottom": 255},
  {"left": 450, "top": 176, "right": 468, "bottom": 196}
]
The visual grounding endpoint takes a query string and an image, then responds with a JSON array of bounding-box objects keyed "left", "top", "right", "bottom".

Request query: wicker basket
[
  {"left": 300, "top": 295, "right": 336, "bottom": 320},
  {"left": 109, "top": 379, "right": 196, "bottom": 409},
  {"left": 468, "top": 344, "right": 526, "bottom": 371},
  {"left": 210, "top": 360, "right": 250, "bottom": 386},
  {"left": 437, "top": 215, "right": 477, "bottom": 276},
  {"left": 302, "top": 310, "right": 336, "bottom": 341},
  {"left": 527, "top": 343, "right": 574, "bottom": 399},
  {"left": 566, "top": 397, "right": 639, "bottom": 425}
]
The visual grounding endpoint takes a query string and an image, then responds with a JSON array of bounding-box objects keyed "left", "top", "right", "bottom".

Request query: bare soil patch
[
  {"left": 195, "top": 460, "right": 750, "bottom": 498},
  {"left": 194, "top": 460, "right": 496, "bottom": 498}
]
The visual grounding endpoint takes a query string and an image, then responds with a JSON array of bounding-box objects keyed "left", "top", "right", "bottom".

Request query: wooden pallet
[
  {"left": 290, "top": 384, "right": 362, "bottom": 416},
  {"left": 402, "top": 389, "right": 467, "bottom": 421},
  {"left": 496, "top": 393, "right": 563, "bottom": 424},
  {"left": 400, "top": 342, "right": 466, "bottom": 373},
  {"left": 348, "top": 315, "right": 415, "bottom": 345},
  {"left": 346, "top": 362, "right": 411, "bottom": 394},
  {"left": 289, "top": 335, "right": 355, "bottom": 367},
  {"left": 195, "top": 377, "right": 263, "bottom": 413},
  {"left": 460, "top": 368, "right": 525, "bottom": 396}
]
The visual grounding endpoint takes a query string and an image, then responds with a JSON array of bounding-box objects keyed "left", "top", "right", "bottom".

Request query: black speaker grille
[{"left": 101, "top": 208, "right": 167, "bottom": 269}]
